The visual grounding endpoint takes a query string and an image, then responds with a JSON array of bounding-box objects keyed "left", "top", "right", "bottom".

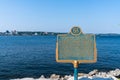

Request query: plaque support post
[{"left": 73, "top": 61, "right": 78, "bottom": 80}]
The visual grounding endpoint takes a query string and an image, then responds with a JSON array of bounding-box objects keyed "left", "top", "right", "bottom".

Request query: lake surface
[{"left": 0, "top": 35, "right": 120, "bottom": 80}]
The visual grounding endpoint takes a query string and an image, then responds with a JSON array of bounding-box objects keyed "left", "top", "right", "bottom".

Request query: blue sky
[{"left": 0, "top": 0, "right": 120, "bottom": 33}]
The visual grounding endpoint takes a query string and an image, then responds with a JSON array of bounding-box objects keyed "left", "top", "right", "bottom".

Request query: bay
[{"left": 0, "top": 35, "right": 120, "bottom": 80}]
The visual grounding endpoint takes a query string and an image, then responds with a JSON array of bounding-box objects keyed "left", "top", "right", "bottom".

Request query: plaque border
[{"left": 56, "top": 34, "right": 97, "bottom": 64}]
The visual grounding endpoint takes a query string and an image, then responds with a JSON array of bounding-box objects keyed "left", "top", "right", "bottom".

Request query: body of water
[{"left": 0, "top": 35, "right": 120, "bottom": 80}]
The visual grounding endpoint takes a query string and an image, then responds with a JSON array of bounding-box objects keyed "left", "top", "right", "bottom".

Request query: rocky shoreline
[{"left": 12, "top": 69, "right": 120, "bottom": 80}]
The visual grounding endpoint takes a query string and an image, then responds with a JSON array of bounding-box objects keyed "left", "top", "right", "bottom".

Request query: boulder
[
  {"left": 50, "top": 74, "right": 60, "bottom": 80},
  {"left": 88, "top": 69, "right": 98, "bottom": 76}
]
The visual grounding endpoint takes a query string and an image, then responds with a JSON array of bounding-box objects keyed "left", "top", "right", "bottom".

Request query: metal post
[
  {"left": 74, "top": 68, "right": 78, "bottom": 80},
  {"left": 73, "top": 60, "right": 78, "bottom": 80}
]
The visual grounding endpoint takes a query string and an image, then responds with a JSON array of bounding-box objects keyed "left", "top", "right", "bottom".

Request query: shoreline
[{"left": 11, "top": 69, "right": 120, "bottom": 80}]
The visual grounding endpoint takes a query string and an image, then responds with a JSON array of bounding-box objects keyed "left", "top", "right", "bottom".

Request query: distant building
[
  {"left": 4, "top": 30, "right": 12, "bottom": 35},
  {"left": 34, "top": 32, "right": 38, "bottom": 35},
  {"left": 12, "top": 30, "right": 18, "bottom": 35}
]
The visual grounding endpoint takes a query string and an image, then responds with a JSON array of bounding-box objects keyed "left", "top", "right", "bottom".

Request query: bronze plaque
[{"left": 56, "top": 27, "right": 97, "bottom": 63}]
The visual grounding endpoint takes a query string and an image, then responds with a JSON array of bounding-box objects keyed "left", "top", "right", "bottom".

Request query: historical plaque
[{"left": 56, "top": 27, "right": 97, "bottom": 63}]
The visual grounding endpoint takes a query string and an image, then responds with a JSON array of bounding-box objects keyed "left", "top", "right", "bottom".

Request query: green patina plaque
[{"left": 56, "top": 27, "right": 97, "bottom": 63}]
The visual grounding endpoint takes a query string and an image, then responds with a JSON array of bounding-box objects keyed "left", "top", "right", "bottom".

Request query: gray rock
[
  {"left": 78, "top": 73, "right": 86, "bottom": 76},
  {"left": 64, "top": 75, "right": 70, "bottom": 80},
  {"left": 50, "top": 74, "right": 60, "bottom": 80},
  {"left": 88, "top": 69, "right": 98, "bottom": 76},
  {"left": 40, "top": 75, "right": 45, "bottom": 78}
]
